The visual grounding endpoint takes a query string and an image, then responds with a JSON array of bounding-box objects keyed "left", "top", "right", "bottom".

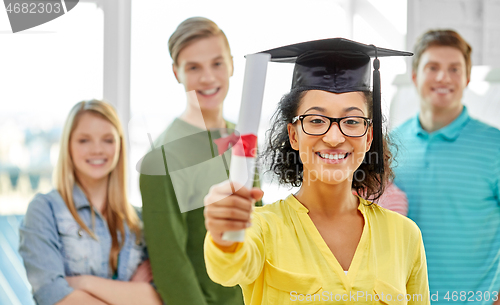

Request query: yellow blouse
[{"left": 204, "top": 195, "right": 430, "bottom": 304}]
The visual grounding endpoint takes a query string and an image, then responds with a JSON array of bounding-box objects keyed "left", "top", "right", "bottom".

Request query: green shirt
[{"left": 139, "top": 118, "right": 261, "bottom": 305}]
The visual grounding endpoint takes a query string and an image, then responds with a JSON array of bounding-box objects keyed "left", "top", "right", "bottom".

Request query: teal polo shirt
[{"left": 393, "top": 106, "right": 500, "bottom": 304}]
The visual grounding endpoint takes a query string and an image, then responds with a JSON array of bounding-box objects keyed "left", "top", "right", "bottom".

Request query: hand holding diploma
[
  {"left": 204, "top": 181, "right": 264, "bottom": 247},
  {"left": 210, "top": 52, "right": 270, "bottom": 242}
]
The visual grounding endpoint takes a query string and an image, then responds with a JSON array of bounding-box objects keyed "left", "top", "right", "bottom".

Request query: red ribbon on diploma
[{"left": 213, "top": 133, "right": 257, "bottom": 157}]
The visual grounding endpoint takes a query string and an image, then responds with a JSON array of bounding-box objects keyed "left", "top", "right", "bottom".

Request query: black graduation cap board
[{"left": 258, "top": 38, "right": 413, "bottom": 174}]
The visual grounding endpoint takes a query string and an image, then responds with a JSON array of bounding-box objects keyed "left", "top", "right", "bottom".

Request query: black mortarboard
[{"left": 259, "top": 38, "right": 412, "bottom": 173}]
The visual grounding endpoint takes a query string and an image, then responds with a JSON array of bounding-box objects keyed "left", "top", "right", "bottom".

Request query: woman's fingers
[
  {"left": 142, "top": 262, "right": 153, "bottom": 282},
  {"left": 206, "top": 218, "right": 250, "bottom": 231},
  {"left": 204, "top": 180, "right": 253, "bottom": 207},
  {"left": 205, "top": 204, "right": 251, "bottom": 222},
  {"left": 250, "top": 187, "right": 264, "bottom": 202},
  {"left": 131, "top": 260, "right": 153, "bottom": 282},
  {"left": 209, "top": 193, "right": 253, "bottom": 211},
  {"left": 204, "top": 180, "right": 264, "bottom": 246}
]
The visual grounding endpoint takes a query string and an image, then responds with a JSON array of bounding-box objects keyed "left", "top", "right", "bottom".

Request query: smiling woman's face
[
  {"left": 287, "top": 90, "right": 373, "bottom": 186},
  {"left": 70, "top": 112, "right": 121, "bottom": 184}
]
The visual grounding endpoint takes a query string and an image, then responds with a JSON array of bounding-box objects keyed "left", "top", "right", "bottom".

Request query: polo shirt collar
[{"left": 414, "top": 106, "right": 470, "bottom": 141}]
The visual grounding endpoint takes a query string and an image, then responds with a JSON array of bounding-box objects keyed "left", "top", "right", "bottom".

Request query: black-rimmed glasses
[{"left": 291, "top": 114, "right": 372, "bottom": 137}]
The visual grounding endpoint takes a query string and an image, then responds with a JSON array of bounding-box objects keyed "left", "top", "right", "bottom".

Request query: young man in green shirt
[{"left": 139, "top": 17, "right": 259, "bottom": 305}]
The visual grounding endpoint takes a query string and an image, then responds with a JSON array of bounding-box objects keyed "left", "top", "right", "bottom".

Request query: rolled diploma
[{"left": 222, "top": 53, "right": 271, "bottom": 242}]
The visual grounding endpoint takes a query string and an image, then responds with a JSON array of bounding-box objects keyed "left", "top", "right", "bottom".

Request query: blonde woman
[{"left": 19, "top": 100, "right": 162, "bottom": 305}]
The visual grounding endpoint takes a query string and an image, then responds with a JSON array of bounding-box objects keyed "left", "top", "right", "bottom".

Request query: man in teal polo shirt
[{"left": 393, "top": 29, "right": 500, "bottom": 304}]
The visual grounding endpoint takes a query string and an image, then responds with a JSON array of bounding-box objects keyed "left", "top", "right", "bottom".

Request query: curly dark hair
[{"left": 261, "top": 89, "right": 394, "bottom": 201}]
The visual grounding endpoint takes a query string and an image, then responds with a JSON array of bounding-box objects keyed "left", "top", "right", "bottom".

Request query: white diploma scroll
[{"left": 222, "top": 53, "right": 271, "bottom": 242}]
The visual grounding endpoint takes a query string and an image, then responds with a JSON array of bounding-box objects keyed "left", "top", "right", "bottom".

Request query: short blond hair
[{"left": 168, "top": 17, "right": 231, "bottom": 66}]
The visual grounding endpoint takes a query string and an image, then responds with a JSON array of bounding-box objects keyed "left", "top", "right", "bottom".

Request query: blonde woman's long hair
[{"left": 53, "top": 99, "right": 141, "bottom": 273}]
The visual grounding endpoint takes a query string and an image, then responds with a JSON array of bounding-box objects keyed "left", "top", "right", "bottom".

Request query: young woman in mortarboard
[{"left": 202, "top": 39, "right": 430, "bottom": 305}]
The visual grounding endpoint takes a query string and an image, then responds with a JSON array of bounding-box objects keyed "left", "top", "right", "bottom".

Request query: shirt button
[{"left": 78, "top": 229, "right": 83, "bottom": 237}]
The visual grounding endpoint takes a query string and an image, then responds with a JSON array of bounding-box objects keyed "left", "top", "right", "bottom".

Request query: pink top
[
  {"left": 374, "top": 182, "right": 408, "bottom": 216},
  {"left": 354, "top": 182, "right": 408, "bottom": 216}
]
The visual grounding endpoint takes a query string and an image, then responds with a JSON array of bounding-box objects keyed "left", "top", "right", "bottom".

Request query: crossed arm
[
  {"left": 57, "top": 260, "right": 162, "bottom": 305},
  {"left": 19, "top": 196, "right": 162, "bottom": 305}
]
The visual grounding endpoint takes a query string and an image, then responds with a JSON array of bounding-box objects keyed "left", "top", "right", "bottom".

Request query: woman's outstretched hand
[{"left": 204, "top": 181, "right": 264, "bottom": 247}]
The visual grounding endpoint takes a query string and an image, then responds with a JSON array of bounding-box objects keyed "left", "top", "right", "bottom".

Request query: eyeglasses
[{"left": 291, "top": 114, "right": 372, "bottom": 137}]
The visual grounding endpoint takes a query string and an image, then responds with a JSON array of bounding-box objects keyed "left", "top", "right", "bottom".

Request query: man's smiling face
[
  {"left": 412, "top": 46, "right": 470, "bottom": 114},
  {"left": 173, "top": 34, "right": 233, "bottom": 113}
]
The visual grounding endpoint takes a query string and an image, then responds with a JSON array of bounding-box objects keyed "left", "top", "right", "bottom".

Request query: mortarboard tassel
[{"left": 371, "top": 47, "right": 384, "bottom": 174}]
